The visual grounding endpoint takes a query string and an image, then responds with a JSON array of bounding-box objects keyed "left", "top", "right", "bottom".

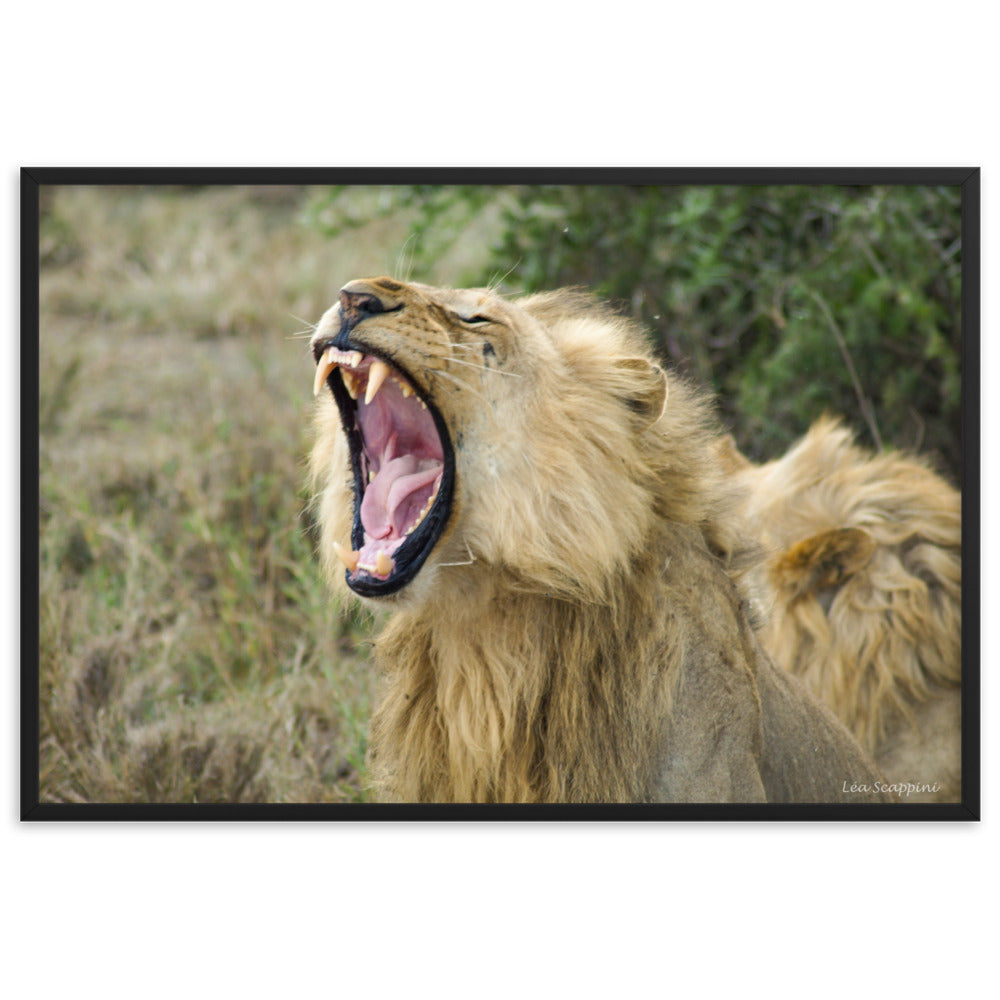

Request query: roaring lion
[
  {"left": 720, "top": 419, "right": 962, "bottom": 802},
  {"left": 308, "top": 278, "right": 893, "bottom": 804}
]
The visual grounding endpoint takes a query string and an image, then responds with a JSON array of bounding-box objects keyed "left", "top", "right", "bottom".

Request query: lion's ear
[
  {"left": 615, "top": 357, "right": 669, "bottom": 425},
  {"left": 771, "top": 527, "right": 876, "bottom": 597}
]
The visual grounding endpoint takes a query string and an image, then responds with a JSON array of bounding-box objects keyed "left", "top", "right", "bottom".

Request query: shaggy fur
[
  {"left": 309, "top": 279, "right": 892, "bottom": 804},
  {"left": 724, "top": 419, "right": 962, "bottom": 802}
]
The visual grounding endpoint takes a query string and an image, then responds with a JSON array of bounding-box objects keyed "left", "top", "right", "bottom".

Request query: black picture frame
[{"left": 21, "top": 167, "right": 981, "bottom": 821}]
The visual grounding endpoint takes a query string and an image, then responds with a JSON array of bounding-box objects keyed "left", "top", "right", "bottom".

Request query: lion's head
[{"left": 309, "top": 277, "right": 737, "bottom": 608}]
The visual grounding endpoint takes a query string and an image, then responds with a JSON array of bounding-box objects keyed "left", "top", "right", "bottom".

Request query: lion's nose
[{"left": 339, "top": 288, "right": 388, "bottom": 326}]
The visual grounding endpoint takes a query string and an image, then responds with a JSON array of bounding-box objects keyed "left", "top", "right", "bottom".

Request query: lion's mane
[{"left": 725, "top": 418, "right": 962, "bottom": 801}]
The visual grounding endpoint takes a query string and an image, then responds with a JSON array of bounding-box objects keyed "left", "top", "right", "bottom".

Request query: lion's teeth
[
  {"left": 365, "top": 359, "right": 391, "bottom": 405},
  {"left": 341, "top": 369, "right": 359, "bottom": 399},
  {"left": 357, "top": 551, "right": 395, "bottom": 576},
  {"left": 400, "top": 382, "right": 414, "bottom": 399},
  {"left": 332, "top": 541, "right": 359, "bottom": 572},
  {"left": 313, "top": 350, "right": 339, "bottom": 397},
  {"left": 351, "top": 351, "right": 363, "bottom": 368},
  {"left": 406, "top": 491, "right": 438, "bottom": 535}
]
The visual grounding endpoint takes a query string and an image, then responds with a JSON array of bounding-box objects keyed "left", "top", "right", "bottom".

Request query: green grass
[{"left": 36, "top": 185, "right": 445, "bottom": 803}]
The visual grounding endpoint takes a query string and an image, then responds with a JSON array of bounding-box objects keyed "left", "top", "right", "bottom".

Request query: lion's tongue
[{"left": 360, "top": 455, "right": 442, "bottom": 541}]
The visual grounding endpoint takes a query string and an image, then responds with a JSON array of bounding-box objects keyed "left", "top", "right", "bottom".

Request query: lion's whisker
[
  {"left": 448, "top": 356, "right": 522, "bottom": 378},
  {"left": 286, "top": 313, "right": 319, "bottom": 340},
  {"left": 439, "top": 543, "right": 476, "bottom": 568},
  {"left": 395, "top": 236, "right": 417, "bottom": 283},
  {"left": 486, "top": 259, "right": 521, "bottom": 292},
  {"left": 438, "top": 555, "right": 476, "bottom": 567},
  {"left": 432, "top": 369, "right": 478, "bottom": 394}
]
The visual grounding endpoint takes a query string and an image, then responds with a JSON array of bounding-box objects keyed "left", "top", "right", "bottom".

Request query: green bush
[{"left": 305, "top": 184, "right": 962, "bottom": 478}]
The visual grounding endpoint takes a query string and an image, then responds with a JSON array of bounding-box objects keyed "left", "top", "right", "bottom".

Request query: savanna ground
[
  {"left": 37, "top": 185, "right": 499, "bottom": 803},
  {"left": 35, "top": 182, "right": 962, "bottom": 804}
]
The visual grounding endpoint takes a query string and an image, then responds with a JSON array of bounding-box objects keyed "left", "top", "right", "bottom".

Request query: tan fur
[
  {"left": 726, "top": 418, "right": 962, "bottom": 801},
  {"left": 309, "top": 280, "right": 892, "bottom": 804}
]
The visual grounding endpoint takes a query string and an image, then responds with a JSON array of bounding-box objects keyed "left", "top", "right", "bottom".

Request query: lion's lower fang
[{"left": 333, "top": 541, "right": 360, "bottom": 572}]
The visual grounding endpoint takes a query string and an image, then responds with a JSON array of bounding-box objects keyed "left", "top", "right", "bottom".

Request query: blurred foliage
[{"left": 307, "top": 184, "right": 962, "bottom": 479}]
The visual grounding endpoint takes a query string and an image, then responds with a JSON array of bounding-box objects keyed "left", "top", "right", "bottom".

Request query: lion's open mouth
[{"left": 313, "top": 345, "right": 453, "bottom": 596}]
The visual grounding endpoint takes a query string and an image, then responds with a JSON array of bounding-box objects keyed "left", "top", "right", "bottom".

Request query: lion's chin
[{"left": 313, "top": 344, "right": 455, "bottom": 598}]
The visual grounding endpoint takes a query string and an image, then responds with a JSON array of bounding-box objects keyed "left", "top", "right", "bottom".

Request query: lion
[
  {"left": 720, "top": 419, "right": 962, "bottom": 802},
  {"left": 308, "top": 277, "right": 893, "bottom": 804}
]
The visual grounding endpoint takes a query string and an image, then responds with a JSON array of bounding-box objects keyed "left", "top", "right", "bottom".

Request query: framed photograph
[{"left": 22, "top": 168, "right": 980, "bottom": 820}]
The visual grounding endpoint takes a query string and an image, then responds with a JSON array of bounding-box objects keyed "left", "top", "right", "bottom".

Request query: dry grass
[{"left": 37, "top": 184, "right": 492, "bottom": 804}]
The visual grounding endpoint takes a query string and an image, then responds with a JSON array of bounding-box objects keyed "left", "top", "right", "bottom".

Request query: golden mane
[{"left": 726, "top": 417, "right": 961, "bottom": 801}]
